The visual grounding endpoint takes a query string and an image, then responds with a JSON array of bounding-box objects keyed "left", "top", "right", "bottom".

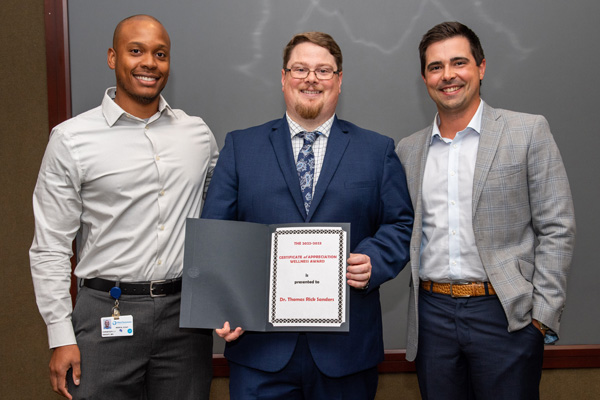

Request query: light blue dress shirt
[{"left": 420, "top": 100, "right": 487, "bottom": 283}]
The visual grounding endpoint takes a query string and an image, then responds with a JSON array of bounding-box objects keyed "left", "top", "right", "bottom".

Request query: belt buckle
[
  {"left": 449, "top": 283, "right": 471, "bottom": 298},
  {"left": 150, "top": 280, "right": 167, "bottom": 297}
]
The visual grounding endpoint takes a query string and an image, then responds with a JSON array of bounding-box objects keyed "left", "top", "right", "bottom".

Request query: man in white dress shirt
[
  {"left": 396, "top": 22, "right": 575, "bottom": 399},
  {"left": 30, "top": 15, "right": 218, "bottom": 399}
]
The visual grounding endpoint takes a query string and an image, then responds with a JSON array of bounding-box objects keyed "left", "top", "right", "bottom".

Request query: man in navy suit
[{"left": 201, "top": 31, "right": 413, "bottom": 399}]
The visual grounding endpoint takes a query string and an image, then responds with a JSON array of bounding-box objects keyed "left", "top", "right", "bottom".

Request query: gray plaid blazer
[{"left": 396, "top": 103, "right": 576, "bottom": 361}]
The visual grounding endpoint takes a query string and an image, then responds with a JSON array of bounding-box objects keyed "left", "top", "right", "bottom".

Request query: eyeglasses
[{"left": 284, "top": 66, "right": 340, "bottom": 80}]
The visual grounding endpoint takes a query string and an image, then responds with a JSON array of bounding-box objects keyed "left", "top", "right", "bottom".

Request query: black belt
[{"left": 83, "top": 277, "right": 182, "bottom": 297}]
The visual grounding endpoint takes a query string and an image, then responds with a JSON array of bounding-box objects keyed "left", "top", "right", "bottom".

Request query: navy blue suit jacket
[{"left": 201, "top": 116, "right": 413, "bottom": 377}]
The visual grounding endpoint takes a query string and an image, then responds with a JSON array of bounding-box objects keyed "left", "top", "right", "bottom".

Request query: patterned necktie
[{"left": 296, "top": 131, "right": 320, "bottom": 215}]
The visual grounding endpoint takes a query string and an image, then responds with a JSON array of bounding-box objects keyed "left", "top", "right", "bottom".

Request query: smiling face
[
  {"left": 281, "top": 41, "right": 342, "bottom": 130},
  {"left": 107, "top": 16, "right": 170, "bottom": 117},
  {"left": 422, "top": 36, "right": 485, "bottom": 120}
]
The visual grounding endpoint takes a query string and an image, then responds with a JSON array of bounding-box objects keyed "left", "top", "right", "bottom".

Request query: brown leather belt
[{"left": 420, "top": 280, "right": 496, "bottom": 297}]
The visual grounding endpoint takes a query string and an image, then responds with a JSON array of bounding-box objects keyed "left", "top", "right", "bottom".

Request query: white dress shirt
[
  {"left": 30, "top": 88, "right": 219, "bottom": 348},
  {"left": 420, "top": 100, "right": 487, "bottom": 283}
]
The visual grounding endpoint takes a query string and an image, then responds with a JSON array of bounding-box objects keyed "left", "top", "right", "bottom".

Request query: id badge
[{"left": 101, "top": 315, "right": 134, "bottom": 337}]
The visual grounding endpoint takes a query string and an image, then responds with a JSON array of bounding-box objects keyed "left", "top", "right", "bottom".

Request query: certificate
[
  {"left": 268, "top": 227, "right": 346, "bottom": 327},
  {"left": 180, "top": 219, "right": 350, "bottom": 332}
]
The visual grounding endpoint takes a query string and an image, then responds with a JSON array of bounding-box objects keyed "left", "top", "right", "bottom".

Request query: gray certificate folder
[{"left": 180, "top": 218, "right": 350, "bottom": 332}]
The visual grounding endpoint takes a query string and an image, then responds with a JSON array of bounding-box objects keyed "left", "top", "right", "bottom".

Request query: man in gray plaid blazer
[{"left": 396, "top": 22, "right": 575, "bottom": 399}]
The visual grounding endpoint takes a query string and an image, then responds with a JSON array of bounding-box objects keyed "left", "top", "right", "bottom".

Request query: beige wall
[{"left": 1, "top": 1, "right": 598, "bottom": 399}]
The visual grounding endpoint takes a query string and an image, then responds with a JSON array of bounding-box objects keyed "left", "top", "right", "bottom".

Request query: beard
[
  {"left": 116, "top": 76, "right": 162, "bottom": 105},
  {"left": 130, "top": 93, "right": 157, "bottom": 105},
  {"left": 295, "top": 100, "right": 324, "bottom": 120}
]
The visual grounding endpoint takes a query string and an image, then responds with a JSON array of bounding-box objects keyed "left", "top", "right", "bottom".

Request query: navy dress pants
[
  {"left": 416, "top": 288, "right": 544, "bottom": 400},
  {"left": 228, "top": 334, "right": 379, "bottom": 400}
]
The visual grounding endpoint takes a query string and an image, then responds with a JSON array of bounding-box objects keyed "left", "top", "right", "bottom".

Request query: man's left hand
[{"left": 346, "top": 253, "right": 371, "bottom": 289}]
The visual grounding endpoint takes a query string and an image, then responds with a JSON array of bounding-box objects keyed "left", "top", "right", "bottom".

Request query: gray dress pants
[{"left": 67, "top": 286, "right": 213, "bottom": 400}]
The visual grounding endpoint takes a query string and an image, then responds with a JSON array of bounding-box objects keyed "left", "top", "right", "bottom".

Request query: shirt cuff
[
  {"left": 47, "top": 321, "right": 77, "bottom": 349},
  {"left": 544, "top": 331, "right": 558, "bottom": 345}
]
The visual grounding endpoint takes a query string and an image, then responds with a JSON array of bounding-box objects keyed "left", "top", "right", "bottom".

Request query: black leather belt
[{"left": 83, "top": 277, "right": 182, "bottom": 297}]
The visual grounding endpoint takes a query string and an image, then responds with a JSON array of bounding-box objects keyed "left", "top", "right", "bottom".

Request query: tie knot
[{"left": 298, "top": 131, "right": 320, "bottom": 145}]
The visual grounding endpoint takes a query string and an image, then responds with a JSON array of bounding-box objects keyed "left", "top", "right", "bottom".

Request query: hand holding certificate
[{"left": 180, "top": 219, "right": 350, "bottom": 332}]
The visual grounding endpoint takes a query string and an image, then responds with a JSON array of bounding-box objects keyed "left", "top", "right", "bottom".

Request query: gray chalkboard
[{"left": 68, "top": 0, "right": 599, "bottom": 350}]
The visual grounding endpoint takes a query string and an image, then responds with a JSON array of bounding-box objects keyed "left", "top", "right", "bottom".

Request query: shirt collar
[
  {"left": 286, "top": 112, "right": 335, "bottom": 139},
  {"left": 102, "top": 87, "right": 175, "bottom": 127},
  {"left": 430, "top": 99, "right": 485, "bottom": 144}
]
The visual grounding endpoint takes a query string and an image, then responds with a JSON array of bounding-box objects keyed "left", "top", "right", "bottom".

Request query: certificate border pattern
[{"left": 270, "top": 229, "right": 345, "bottom": 324}]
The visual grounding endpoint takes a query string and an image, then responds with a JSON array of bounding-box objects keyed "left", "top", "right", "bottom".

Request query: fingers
[
  {"left": 50, "top": 370, "right": 70, "bottom": 399},
  {"left": 346, "top": 275, "right": 370, "bottom": 288},
  {"left": 224, "top": 327, "right": 245, "bottom": 342},
  {"left": 346, "top": 253, "right": 371, "bottom": 289},
  {"left": 216, "top": 321, "right": 245, "bottom": 342},
  {"left": 49, "top": 344, "right": 80, "bottom": 399},
  {"left": 72, "top": 360, "right": 81, "bottom": 387},
  {"left": 347, "top": 253, "right": 369, "bottom": 266},
  {"left": 215, "top": 321, "right": 233, "bottom": 337}
]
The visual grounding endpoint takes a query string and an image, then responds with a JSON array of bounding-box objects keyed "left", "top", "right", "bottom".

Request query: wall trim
[
  {"left": 212, "top": 345, "right": 600, "bottom": 377},
  {"left": 44, "top": 0, "right": 71, "bottom": 132}
]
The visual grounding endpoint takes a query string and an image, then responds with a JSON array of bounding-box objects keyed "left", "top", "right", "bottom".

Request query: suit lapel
[
  {"left": 472, "top": 104, "right": 503, "bottom": 212},
  {"left": 409, "top": 127, "right": 432, "bottom": 270},
  {"left": 307, "top": 117, "right": 350, "bottom": 221},
  {"left": 269, "top": 117, "right": 306, "bottom": 218},
  {"left": 412, "top": 128, "right": 431, "bottom": 206}
]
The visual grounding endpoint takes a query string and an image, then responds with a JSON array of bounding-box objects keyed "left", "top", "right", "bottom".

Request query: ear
[
  {"left": 107, "top": 48, "right": 116, "bottom": 70},
  {"left": 337, "top": 71, "right": 343, "bottom": 93},
  {"left": 281, "top": 69, "right": 286, "bottom": 92},
  {"left": 478, "top": 58, "right": 486, "bottom": 80}
]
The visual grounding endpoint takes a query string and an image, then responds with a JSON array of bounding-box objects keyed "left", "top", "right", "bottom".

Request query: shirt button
[
  {"left": 157, "top": 259, "right": 163, "bottom": 265},
  {"left": 451, "top": 201, "right": 456, "bottom": 205},
  {"left": 450, "top": 171, "right": 455, "bottom": 176},
  {"left": 159, "top": 225, "right": 165, "bottom": 231},
  {"left": 159, "top": 189, "right": 165, "bottom": 196},
  {"left": 155, "top": 155, "right": 160, "bottom": 161}
]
